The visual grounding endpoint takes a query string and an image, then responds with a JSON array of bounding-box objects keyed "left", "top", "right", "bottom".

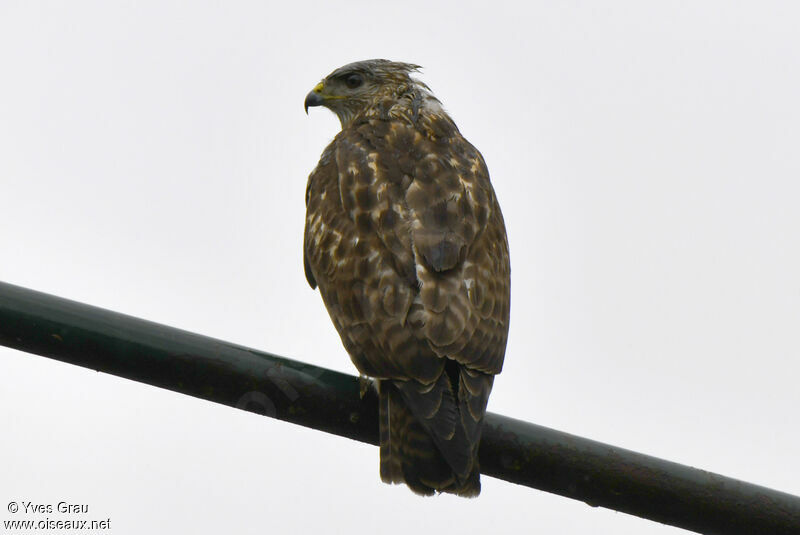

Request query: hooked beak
[{"left": 304, "top": 82, "right": 325, "bottom": 114}]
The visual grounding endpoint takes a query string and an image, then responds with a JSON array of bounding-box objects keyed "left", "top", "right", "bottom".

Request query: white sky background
[{"left": 1, "top": 1, "right": 798, "bottom": 533}]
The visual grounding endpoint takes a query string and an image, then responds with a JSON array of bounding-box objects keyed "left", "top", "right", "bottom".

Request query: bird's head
[{"left": 304, "top": 59, "right": 426, "bottom": 128}]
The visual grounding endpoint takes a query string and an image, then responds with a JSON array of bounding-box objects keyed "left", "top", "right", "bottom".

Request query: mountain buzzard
[{"left": 303, "top": 60, "right": 510, "bottom": 496}]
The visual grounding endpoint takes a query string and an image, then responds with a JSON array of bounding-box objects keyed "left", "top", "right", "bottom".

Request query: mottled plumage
[{"left": 303, "top": 60, "right": 510, "bottom": 496}]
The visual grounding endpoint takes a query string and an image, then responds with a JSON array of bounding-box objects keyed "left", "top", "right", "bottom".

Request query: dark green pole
[{"left": 1, "top": 281, "right": 798, "bottom": 534}]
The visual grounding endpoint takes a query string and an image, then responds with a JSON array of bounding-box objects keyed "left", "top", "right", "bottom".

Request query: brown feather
[{"left": 304, "top": 60, "right": 510, "bottom": 496}]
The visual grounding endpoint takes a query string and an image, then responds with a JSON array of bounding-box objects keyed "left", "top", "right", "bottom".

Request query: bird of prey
[{"left": 303, "top": 60, "right": 510, "bottom": 497}]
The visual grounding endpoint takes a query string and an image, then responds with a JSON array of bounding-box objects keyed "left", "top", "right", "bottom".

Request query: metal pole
[{"left": 1, "top": 281, "right": 798, "bottom": 534}]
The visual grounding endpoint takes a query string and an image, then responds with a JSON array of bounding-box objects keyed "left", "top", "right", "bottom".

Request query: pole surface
[{"left": 1, "top": 281, "right": 799, "bottom": 534}]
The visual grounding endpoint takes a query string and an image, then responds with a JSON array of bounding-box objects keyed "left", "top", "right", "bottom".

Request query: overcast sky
[{"left": 1, "top": 2, "right": 799, "bottom": 533}]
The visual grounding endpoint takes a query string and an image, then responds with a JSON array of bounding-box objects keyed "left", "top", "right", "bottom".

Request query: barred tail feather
[{"left": 377, "top": 368, "right": 487, "bottom": 497}]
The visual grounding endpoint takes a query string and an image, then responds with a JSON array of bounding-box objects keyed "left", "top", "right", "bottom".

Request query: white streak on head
[{"left": 410, "top": 77, "right": 445, "bottom": 115}]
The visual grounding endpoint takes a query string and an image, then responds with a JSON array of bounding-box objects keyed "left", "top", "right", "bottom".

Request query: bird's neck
[{"left": 340, "top": 82, "right": 456, "bottom": 139}]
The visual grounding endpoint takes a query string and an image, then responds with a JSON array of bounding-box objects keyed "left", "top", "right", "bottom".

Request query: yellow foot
[{"left": 358, "top": 375, "right": 372, "bottom": 399}]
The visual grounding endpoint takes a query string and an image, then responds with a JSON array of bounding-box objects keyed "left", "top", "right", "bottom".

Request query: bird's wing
[
  {"left": 304, "top": 135, "right": 444, "bottom": 383},
  {"left": 303, "top": 179, "right": 317, "bottom": 289},
  {"left": 304, "top": 119, "right": 509, "bottom": 379},
  {"left": 373, "top": 118, "right": 510, "bottom": 377}
]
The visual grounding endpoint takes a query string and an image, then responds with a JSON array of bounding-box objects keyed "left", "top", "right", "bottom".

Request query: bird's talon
[{"left": 358, "top": 375, "right": 371, "bottom": 399}]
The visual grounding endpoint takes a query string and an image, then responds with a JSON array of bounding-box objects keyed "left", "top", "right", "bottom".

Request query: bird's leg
[{"left": 358, "top": 375, "right": 375, "bottom": 399}]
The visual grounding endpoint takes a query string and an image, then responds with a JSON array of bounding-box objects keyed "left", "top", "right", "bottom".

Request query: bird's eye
[{"left": 345, "top": 73, "right": 363, "bottom": 89}]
